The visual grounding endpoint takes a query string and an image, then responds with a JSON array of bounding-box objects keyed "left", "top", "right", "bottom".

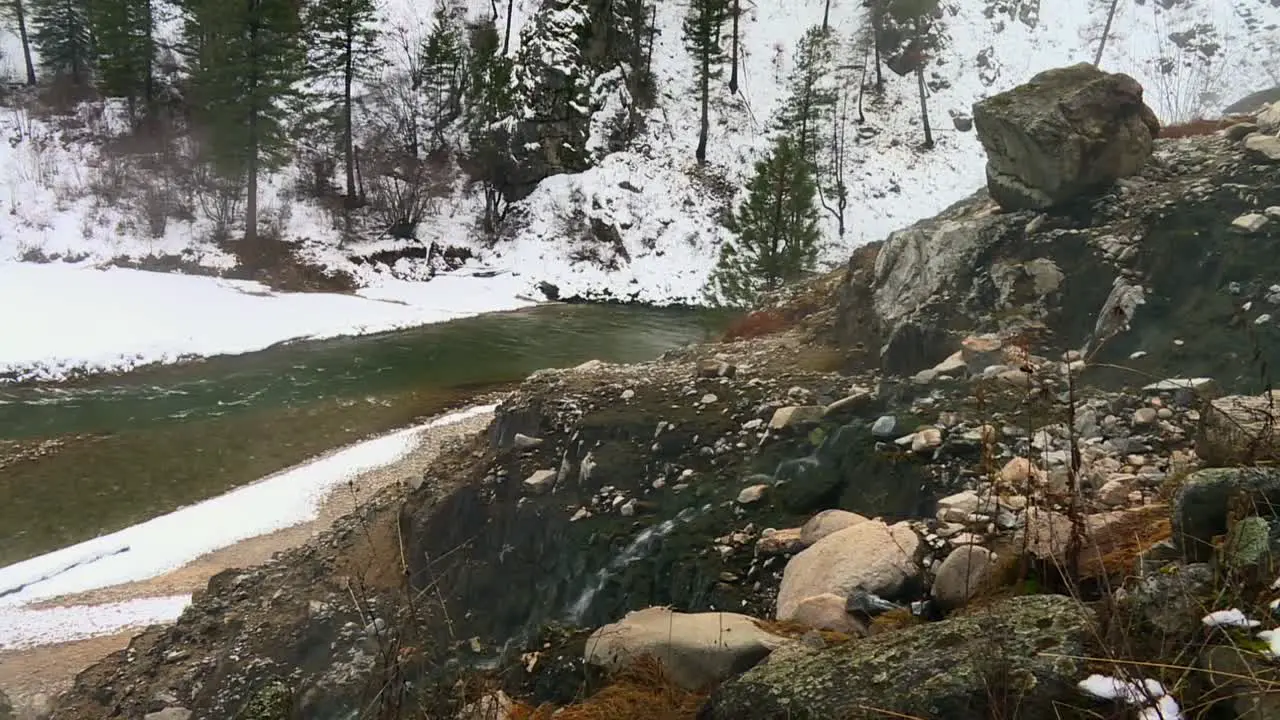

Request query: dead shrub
[
  {"left": 721, "top": 309, "right": 792, "bottom": 341},
  {"left": 520, "top": 655, "right": 706, "bottom": 720},
  {"left": 1158, "top": 117, "right": 1239, "bottom": 138}
]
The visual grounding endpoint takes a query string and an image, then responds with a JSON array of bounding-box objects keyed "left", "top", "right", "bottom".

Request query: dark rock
[
  {"left": 700, "top": 595, "right": 1094, "bottom": 720},
  {"left": 972, "top": 63, "right": 1160, "bottom": 211},
  {"left": 1119, "top": 562, "right": 1214, "bottom": 636},
  {"left": 1172, "top": 467, "right": 1280, "bottom": 561}
]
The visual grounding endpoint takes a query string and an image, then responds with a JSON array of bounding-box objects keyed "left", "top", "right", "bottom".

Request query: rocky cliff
[{"left": 40, "top": 68, "right": 1280, "bottom": 720}]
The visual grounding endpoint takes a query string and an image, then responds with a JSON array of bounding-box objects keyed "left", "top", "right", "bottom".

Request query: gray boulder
[
  {"left": 1172, "top": 467, "right": 1280, "bottom": 562},
  {"left": 700, "top": 595, "right": 1095, "bottom": 720},
  {"left": 972, "top": 63, "right": 1160, "bottom": 211}
]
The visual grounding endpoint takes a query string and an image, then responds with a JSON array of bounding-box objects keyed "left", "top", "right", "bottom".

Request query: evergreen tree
[
  {"left": 706, "top": 135, "right": 821, "bottom": 307},
  {"left": 181, "top": 0, "right": 304, "bottom": 246},
  {"left": 3, "top": 0, "right": 38, "bottom": 85},
  {"left": 419, "top": 1, "right": 465, "bottom": 150},
  {"left": 88, "top": 0, "right": 154, "bottom": 114},
  {"left": 682, "top": 0, "right": 728, "bottom": 164},
  {"left": 776, "top": 25, "right": 836, "bottom": 164},
  {"left": 29, "top": 0, "right": 93, "bottom": 87},
  {"left": 302, "top": 0, "right": 383, "bottom": 203},
  {"left": 463, "top": 19, "right": 514, "bottom": 232}
]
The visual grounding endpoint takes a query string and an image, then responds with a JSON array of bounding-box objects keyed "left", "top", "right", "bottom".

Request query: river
[{"left": 0, "top": 303, "right": 730, "bottom": 566}]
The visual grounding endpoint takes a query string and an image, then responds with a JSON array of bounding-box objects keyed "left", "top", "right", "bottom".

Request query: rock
[
  {"left": 870, "top": 415, "right": 897, "bottom": 438},
  {"left": 1122, "top": 562, "right": 1214, "bottom": 636},
  {"left": 0, "top": 692, "right": 13, "bottom": 720},
  {"left": 523, "top": 469, "right": 557, "bottom": 494},
  {"left": 697, "top": 358, "right": 737, "bottom": 378},
  {"left": 144, "top": 710, "right": 193, "bottom": 720},
  {"left": 799, "top": 509, "right": 868, "bottom": 545},
  {"left": 776, "top": 520, "right": 920, "bottom": 621},
  {"left": 931, "top": 546, "right": 999, "bottom": 612},
  {"left": 702, "top": 595, "right": 1095, "bottom": 720},
  {"left": 910, "top": 427, "right": 943, "bottom": 452},
  {"left": 736, "top": 484, "right": 768, "bottom": 505},
  {"left": 936, "top": 491, "right": 981, "bottom": 522},
  {"left": 768, "top": 406, "right": 825, "bottom": 430},
  {"left": 790, "top": 593, "right": 866, "bottom": 635},
  {"left": 584, "top": 607, "right": 789, "bottom": 691},
  {"left": 999, "top": 457, "right": 1036, "bottom": 487},
  {"left": 1198, "top": 392, "right": 1280, "bottom": 466},
  {"left": 1198, "top": 645, "right": 1280, "bottom": 719},
  {"left": 1173, "top": 467, "right": 1280, "bottom": 562},
  {"left": 1225, "top": 515, "right": 1273, "bottom": 568},
  {"left": 823, "top": 391, "right": 873, "bottom": 417},
  {"left": 756, "top": 528, "right": 804, "bottom": 556},
  {"left": 512, "top": 433, "right": 543, "bottom": 449},
  {"left": 457, "top": 691, "right": 514, "bottom": 720},
  {"left": 1131, "top": 407, "right": 1158, "bottom": 426},
  {"left": 1232, "top": 212, "right": 1270, "bottom": 233},
  {"left": 971, "top": 63, "right": 1159, "bottom": 211},
  {"left": 1097, "top": 476, "right": 1133, "bottom": 506},
  {"left": 1245, "top": 132, "right": 1280, "bottom": 162},
  {"left": 1018, "top": 505, "right": 1168, "bottom": 577}
]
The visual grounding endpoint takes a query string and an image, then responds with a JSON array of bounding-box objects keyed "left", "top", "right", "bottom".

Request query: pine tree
[
  {"left": 463, "top": 19, "right": 514, "bottom": 232},
  {"left": 683, "top": 0, "right": 728, "bottom": 164},
  {"left": 776, "top": 25, "right": 837, "bottom": 164},
  {"left": 29, "top": 0, "right": 93, "bottom": 87},
  {"left": 3, "top": 0, "right": 38, "bottom": 85},
  {"left": 419, "top": 2, "right": 465, "bottom": 150},
  {"left": 706, "top": 135, "right": 821, "bottom": 307},
  {"left": 303, "top": 0, "right": 383, "bottom": 203},
  {"left": 88, "top": 0, "right": 154, "bottom": 115},
  {"left": 181, "top": 0, "right": 304, "bottom": 246}
]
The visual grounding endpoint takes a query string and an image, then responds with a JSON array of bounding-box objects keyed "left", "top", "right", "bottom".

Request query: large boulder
[
  {"left": 583, "top": 607, "right": 790, "bottom": 691},
  {"left": 700, "top": 595, "right": 1095, "bottom": 720},
  {"left": 972, "top": 63, "right": 1160, "bottom": 211},
  {"left": 775, "top": 519, "right": 920, "bottom": 621},
  {"left": 1173, "top": 467, "right": 1280, "bottom": 562}
]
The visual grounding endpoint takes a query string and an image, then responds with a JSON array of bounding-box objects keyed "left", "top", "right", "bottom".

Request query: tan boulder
[
  {"left": 799, "top": 509, "right": 869, "bottom": 545},
  {"left": 790, "top": 593, "right": 867, "bottom": 635},
  {"left": 776, "top": 519, "right": 920, "bottom": 621}
]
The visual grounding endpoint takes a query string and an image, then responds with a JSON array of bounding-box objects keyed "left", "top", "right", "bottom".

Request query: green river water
[{"left": 0, "top": 303, "right": 730, "bottom": 566}]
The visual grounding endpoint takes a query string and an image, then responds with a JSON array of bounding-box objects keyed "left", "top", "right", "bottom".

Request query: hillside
[{"left": 0, "top": 0, "right": 1275, "bottom": 304}]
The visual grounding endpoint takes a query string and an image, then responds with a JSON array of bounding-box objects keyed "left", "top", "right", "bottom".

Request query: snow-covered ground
[
  {"left": 0, "top": 0, "right": 1275, "bottom": 378},
  {"left": 0, "top": 262, "right": 537, "bottom": 383},
  {"left": 0, "top": 403, "right": 497, "bottom": 650}
]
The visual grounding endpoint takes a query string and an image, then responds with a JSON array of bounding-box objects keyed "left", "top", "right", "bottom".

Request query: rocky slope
[{"left": 34, "top": 67, "right": 1280, "bottom": 719}]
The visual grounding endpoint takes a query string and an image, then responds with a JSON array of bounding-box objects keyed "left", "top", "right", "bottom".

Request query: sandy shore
[{"left": 0, "top": 406, "right": 495, "bottom": 717}]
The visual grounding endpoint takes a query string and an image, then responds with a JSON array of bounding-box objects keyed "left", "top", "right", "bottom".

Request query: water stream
[{"left": 0, "top": 303, "right": 731, "bottom": 566}]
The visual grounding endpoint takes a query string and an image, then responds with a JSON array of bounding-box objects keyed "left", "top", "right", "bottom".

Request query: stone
[
  {"left": 776, "top": 520, "right": 920, "bottom": 621},
  {"left": 702, "top": 595, "right": 1095, "bottom": 720},
  {"left": 999, "top": 457, "right": 1036, "bottom": 487},
  {"left": 697, "top": 358, "right": 737, "bottom": 378},
  {"left": 512, "top": 433, "right": 543, "bottom": 448},
  {"left": 1131, "top": 407, "right": 1158, "bottom": 426},
  {"left": 932, "top": 545, "right": 999, "bottom": 611},
  {"left": 584, "top": 607, "right": 790, "bottom": 691},
  {"left": 823, "top": 391, "right": 874, "bottom": 417},
  {"left": 457, "top": 691, "right": 514, "bottom": 720},
  {"left": 523, "top": 469, "right": 557, "bottom": 494},
  {"left": 910, "top": 427, "right": 943, "bottom": 452},
  {"left": 756, "top": 528, "right": 804, "bottom": 556},
  {"left": 790, "top": 593, "right": 867, "bottom": 634},
  {"left": 1245, "top": 132, "right": 1280, "bottom": 162},
  {"left": 736, "top": 484, "right": 768, "bottom": 505},
  {"left": 768, "top": 406, "right": 825, "bottom": 430},
  {"left": 971, "top": 63, "right": 1159, "bottom": 211},
  {"left": 936, "top": 491, "right": 982, "bottom": 522},
  {"left": 1225, "top": 515, "right": 1272, "bottom": 569},
  {"left": 1198, "top": 392, "right": 1280, "bottom": 466},
  {"left": 1198, "top": 644, "right": 1280, "bottom": 719},
  {"left": 871, "top": 415, "right": 897, "bottom": 438},
  {"left": 1018, "top": 505, "right": 1168, "bottom": 577},
  {"left": 1097, "top": 476, "right": 1133, "bottom": 506},
  {"left": 1232, "top": 212, "right": 1270, "bottom": 233},
  {"left": 799, "top": 509, "right": 868, "bottom": 545},
  {"left": 145, "top": 710, "right": 193, "bottom": 720}
]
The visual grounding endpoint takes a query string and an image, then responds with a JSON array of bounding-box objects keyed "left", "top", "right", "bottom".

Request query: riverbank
[{"left": 0, "top": 402, "right": 498, "bottom": 716}]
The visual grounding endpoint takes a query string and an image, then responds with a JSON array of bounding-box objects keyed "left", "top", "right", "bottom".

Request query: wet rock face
[
  {"left": 973, "top": 63, "right": 1160, "bottom": 211},
  {"left": 700, "top": 595, "right": 1095, "bottom": 720}
]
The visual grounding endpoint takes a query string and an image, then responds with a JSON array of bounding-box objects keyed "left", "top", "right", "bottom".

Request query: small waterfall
[{"left": 564, "top": 504, "right": 707, "bottom": 625}]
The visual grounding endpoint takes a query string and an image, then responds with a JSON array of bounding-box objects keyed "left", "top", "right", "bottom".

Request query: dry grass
[
  {"left": 1158, "top": 117, "right": 1241, "bottom": 138},
  {"left": 722, "top": 309, "right": 792, "bottom": 341},
  {"left": 516, "top": 655, "right": 707, "bottom": 720},
  {"left": 751, "top": 618, "right": 856, "bottom": 645}
]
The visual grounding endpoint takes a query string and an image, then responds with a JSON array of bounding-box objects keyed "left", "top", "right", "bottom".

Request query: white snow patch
[
  {"left": 0, "top": 262, "right": 536, "bottom": 383},
  {"left": 1202, "top": 608, "right": 1261, "bottom": 629},
  {"left": 0, "top": 595, "right": 193, "bottom": 650},
  {"left": 0, "top": 403, "right": 497, "bottom": 609}
]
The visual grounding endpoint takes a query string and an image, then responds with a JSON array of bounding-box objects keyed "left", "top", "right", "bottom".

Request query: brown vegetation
[
  {"left": 721, "top": 309, "right": 792, "bottom": 341},
  {"left": 1158, "top": 117, "right": 1242, "bottom": 138},
  {"left": 516, "top": 656, "right": 707, "bottom": 720}
]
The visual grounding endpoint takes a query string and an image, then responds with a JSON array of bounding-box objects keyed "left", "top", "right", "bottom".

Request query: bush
[
  {"left": 1159, "top": 117, "right": 1239, "bottom": 138},
  {"left": 721, "top": 310, "right": 792, "bottom": 341}
]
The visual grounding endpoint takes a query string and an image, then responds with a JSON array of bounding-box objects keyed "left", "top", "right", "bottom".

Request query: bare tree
[
  {"left": 502, "top": 0, "right": 514, "bottom": 55},
  {"left": 11, "top": 0, "right": 35, "bottom": 85},
  {"left": 1093, "top": 0, "right": 1122, "bottom": 66},
  {"left": 728, "top": 0, "right": 740, "bottom": 94}
]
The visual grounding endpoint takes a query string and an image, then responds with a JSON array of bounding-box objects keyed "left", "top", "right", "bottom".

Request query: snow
[
  {"left": 1078, "top": 673, "right": 1180, "bottom": 720},
  {"left": 0, "top": 403, "right": 497, "bottom": 649},
  {"left": 0, "top": 0, "right": 1275, "bottom": 368},
  {"left": 0, "top": 262, "right": 536, "bottom": 383},
  {"left": 0, "top": 596, "right": 192, "bottom": 650},
  {"left": 1201, "top": 608, "right": 1261, "bottom": 629}
]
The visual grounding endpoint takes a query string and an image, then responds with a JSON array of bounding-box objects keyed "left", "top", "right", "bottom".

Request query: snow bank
[
  {"left": 0, "top": 262, "right": 536, "bottom": 383},
  {"left": 0, "top": 403, "right": 497, "bottom": 610},
  {"left": 0, "top": 595, "right": 193, "bottom": 650}
]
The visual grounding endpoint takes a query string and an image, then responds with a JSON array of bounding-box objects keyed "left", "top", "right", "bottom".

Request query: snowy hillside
[{"left": 0, "top": 0, "right": 1275, "bottom": 309}]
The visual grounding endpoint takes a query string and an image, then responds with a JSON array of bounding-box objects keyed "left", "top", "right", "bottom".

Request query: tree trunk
[
  {"left": 247, "top": 110, "right": 259, "bottom": 245},
  {"left": 1093, "top": 0, "right": 1121, "bottom": 67},
  {"left": 870, "top": 0, "right": 884, "bottom": 91},
  {"left": 645, "top": 4, "right": 656, "bottom": 80},
  {"left": 915, "top": 59, "right": 933, "bottom": 149},
  {"left": 343, "top": 10, "right": 357, "bottom": 203},
  {"left": 696, "top": 51, "right": 710, "bottom": 164},
  {"left": 728, "top": 0, "right": 740, "bottom": 94},
  {"left": 14, "top": 0, "right": 34, "bottom": 85},
  {"left": 821, "top": 0, "right": 831, "bottom": 31},
  {"left": 144, "top": 0, "right": 155, "bottom": 108},
  {"left": 503, "top": 0, "right": 514, "bottom": 55}
]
